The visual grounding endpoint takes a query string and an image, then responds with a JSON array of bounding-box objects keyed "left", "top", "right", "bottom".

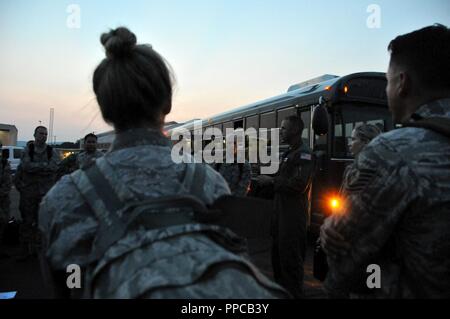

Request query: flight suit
[{"left": 272, "top": 141, "right": 314, "bottom": 298}]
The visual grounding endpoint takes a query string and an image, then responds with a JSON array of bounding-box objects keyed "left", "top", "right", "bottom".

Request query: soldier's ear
[{"left": 397, "top": 71, "right": 411, "bottom": 98}]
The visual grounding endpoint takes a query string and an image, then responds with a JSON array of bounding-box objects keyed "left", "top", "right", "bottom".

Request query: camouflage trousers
[
  {"left": 0, "top": 195, "right": 10, "bottom": 240},
  {"left": 18, "top": 192, "right": 44, "bottom": 253},
  {"left": 0, "top": 194, "right": 10, "bottom": 223}
]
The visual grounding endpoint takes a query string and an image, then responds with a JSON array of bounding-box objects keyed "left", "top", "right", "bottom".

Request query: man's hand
[{"left": 320, "top": 217, "right": 351, "bottom": 259}]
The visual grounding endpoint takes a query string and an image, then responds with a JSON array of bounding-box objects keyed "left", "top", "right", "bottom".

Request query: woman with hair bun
[
  {"left": 38, "top": 27, "right": 287, "bottom": 299},
  {"left": 341, "top": 123, "right": 382, "bottom": 194}
]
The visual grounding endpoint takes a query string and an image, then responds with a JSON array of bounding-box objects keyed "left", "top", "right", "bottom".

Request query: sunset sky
[{"left": 1, "top": 0, "right": 449, "bottom": 142}]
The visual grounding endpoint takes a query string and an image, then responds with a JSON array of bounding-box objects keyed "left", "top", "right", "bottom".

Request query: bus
[{"left": 167, "top": 72, "right": 393, "bottom": 235}]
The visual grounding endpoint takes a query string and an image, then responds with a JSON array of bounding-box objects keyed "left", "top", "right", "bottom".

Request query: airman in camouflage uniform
[
  {"left": 39, "top": 128, "right": 287, "bottom": 298},
  {"left": 76, "top": 150, "right": 103, "bottom": 169},
  {"left": 38, "top": 26, "right": 288, "bottom": 299},
  {"left": 213, "top": 161, "right": 252, "bottom": 196},
  {"left": 321, "top": 25, "right": 450, "bottom": 299},
  {"left": 56, "top": 152, "right": 79, "bottom": 181},
  {"left": 0, "top": 144, "right": 12, "bottom": 240},
  {"left": 20, "top": 126, "right": 60, "bottom": 256},
  {"left": 76, "top": 133, "right": 103, "bottom": 169}
]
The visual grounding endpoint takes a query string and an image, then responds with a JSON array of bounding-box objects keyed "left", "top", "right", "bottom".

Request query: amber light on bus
[
  {"left": 325, "top": 86, "right": 332, "bottom": 91},
  {"left": 328, "top": 196, "right": 344, "bottom": 215},
  {"left": 344, "top": 85, "right": 349, "bottom": 94}
]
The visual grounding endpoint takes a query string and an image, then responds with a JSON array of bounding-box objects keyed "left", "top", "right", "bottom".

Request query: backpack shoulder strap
[
  {"left": 182, "top": 163, "right": 206, "bottom": 197},
  {"left": 29, "top": 143, "right": 35, "bottom": 161},
  {"left": 46, "top": 145, "right": 53, "bottom": 160},
  {"left": 70, "top": 160, "right": 129, "bottom": 264},
  {"left": 71, "top": 159, "right": 210, "bottom": 264},
  {"left": 403, "top": 116, "right": 450, "bottom": 138}
]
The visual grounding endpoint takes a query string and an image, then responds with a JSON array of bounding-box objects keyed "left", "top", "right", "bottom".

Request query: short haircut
[
  {"left": 388, "top": 24, "right": 450, "bottom": 91},
  {"left": 284, "top": 115, "right": 304, "bottom": 132},
  {"left": 34, "top": 126, "right": 47, "bottom": 134},
  {"left": 84, "top": 133, "right": 98, "bottom": 142}
]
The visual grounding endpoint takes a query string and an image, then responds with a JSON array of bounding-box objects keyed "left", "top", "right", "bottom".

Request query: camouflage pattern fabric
[
  {"left": 324, "top": 98, "right": 450, "bottom": 299},
  {"left": 214, "top": 161, "right": 252, "bottom": 196},
  {"left": 76, "top": 150, "right": 104, "bottom": 170},
  {"left": 20, "top": 143, "right": 60, "bottom": 251},
  {"left": 39, "top": 128, "right": 288, "bottom": 299},
  {"left": 56, "top": 152, "right": 79, "bottom": 181},
  {"left": 0, "top": 157, "right": 12, "bottom": 226}
]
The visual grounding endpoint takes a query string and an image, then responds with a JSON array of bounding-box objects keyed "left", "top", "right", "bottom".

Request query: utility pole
[{"left": 49, "top": 108, "right": 54, "bottom": 145}]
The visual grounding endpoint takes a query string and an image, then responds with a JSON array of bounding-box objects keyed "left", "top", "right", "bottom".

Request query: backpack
[{"left": 69, "top": 158, "right": 287, "bottom": 298}]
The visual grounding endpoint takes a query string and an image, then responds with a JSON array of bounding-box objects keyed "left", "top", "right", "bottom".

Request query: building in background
[{"left": 0, "top": 124, "right": 18, "bottom": 146}]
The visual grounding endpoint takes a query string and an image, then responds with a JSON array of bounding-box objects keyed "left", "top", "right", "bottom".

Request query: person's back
[
  {"left": 371, "top": 104, "right": 450, "bottom": 297},
  {"left": 38, "top": 27, "right": 287, "bottom": 299},
  {"left": 322, "top": 24, "right": 450, "bottom": 299},
  {"left": 215, "top": 161, "right": 252, "bottom": 196}
]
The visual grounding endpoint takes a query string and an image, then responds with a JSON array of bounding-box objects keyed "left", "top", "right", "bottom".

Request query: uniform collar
[
  {"left": 110, "top": 127, "right": 171, "bottom": 152},
  {"left": 288, "top": 139, "right": 303, "bottom": 151},
  {"left": 410, "top": 98, "right": 450, "bottom": 121}
]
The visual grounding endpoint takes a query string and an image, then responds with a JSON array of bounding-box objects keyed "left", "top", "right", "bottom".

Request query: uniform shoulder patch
[{"left": 300, "top": 153, "right": 312, "bottom": 161}]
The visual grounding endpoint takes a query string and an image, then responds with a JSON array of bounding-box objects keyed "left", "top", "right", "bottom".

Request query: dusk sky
[{"left": 1, "top": 0, "right": 449, "bottom": 142}]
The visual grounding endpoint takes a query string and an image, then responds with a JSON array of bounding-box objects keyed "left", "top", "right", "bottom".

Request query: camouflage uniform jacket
[
  {"left": 39, "top": 128, "right": 286, "bottom": 298},
  {"left": 0, "top": 155, "right": 12, "bottom": 220},
  {"left": 21, "top": 143, "right": 60, "bottom": 196},
  {"left": 325, "top": 98, "right": 450, "bottom": 299},
  {"left": 214, "top": 161, "right": 252, "bottom": 196},
  {"left": 0, "top": 156, "right": 11, "bottom": 195},
  {"left": 56, "top": 152, "right": 79, "bottom": 181},
  {"left": 76, "top": 150, "right": 104, "bottom": 169}
]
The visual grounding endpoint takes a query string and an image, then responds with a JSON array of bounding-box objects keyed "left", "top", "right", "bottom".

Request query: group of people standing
[
  {"left": 0, "top": 129, "right": 103, "bottom": 259},
  {"left": 1, "top": 23, "right": 448, "bottom": 299}
]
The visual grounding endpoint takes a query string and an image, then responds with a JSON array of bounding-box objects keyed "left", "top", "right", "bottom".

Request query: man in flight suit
[{"left": 258, "top": 115, "right": 314, "bottom": 298}]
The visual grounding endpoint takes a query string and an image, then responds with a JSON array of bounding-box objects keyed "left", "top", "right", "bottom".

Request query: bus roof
[{"left": 170, "top": 72, "right": 386, "bottom": 133}]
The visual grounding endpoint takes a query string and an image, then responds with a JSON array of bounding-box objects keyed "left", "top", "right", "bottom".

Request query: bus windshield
[{"left": 332, "top": 103, "right": 392, "bottom": 158}]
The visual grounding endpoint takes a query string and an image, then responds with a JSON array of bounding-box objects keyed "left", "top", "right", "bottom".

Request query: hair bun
[{"left": 101, "top": 27, "right": 137, "bottom": 59}]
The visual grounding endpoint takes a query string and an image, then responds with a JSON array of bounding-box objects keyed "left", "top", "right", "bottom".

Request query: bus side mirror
[{"left": 312, "top": 97, "right": 329, "bottom": 135}]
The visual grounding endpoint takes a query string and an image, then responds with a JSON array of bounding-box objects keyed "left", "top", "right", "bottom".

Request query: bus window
[
  {"left": 223, "top": 121, "right": 233, "bottom": 133},
  {"left": 233, "top": 119, "right": 244, "bottom": 129},
  {"left": 277, "top": 107, "right": 296, "bottom": 127},
  {"left": 260, "top": 112, "right": 275, "bottom": 130},
  {"left": 214, "top": 123, "right": 223, "bottom": 134},
  {"left": 260, "top": 112, "right": 276, "bottom": 142},
  {"left": 300, "top": 109, "right": 311, "bottom": 147},
  {"left": 246, "top": 115, "right": 259, "bottom": 130},
  {"left": 333, "top": 104, "right": 392, "bottom": 158}
]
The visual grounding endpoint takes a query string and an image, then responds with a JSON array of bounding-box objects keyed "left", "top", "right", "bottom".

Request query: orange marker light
[
  {"left": 330, "top": 198, "right": 339, "bottom": 208},
  {"left": 325, "top": 86, "right": 332, "bottom": 91},
  {"left": 329, "top": 196, "right": 343, "bottom": 215},
  {"left": 344, "top": 85, "right": 348, "bottom": 94}
]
